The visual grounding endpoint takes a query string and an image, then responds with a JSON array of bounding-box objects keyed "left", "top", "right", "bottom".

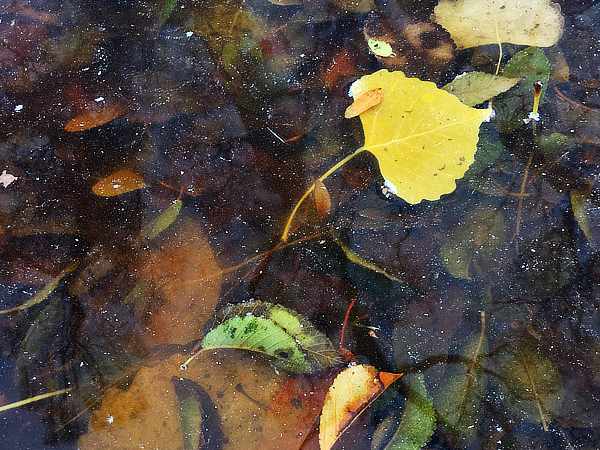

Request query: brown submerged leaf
[
  {"left": 312, "top": 179, "right": 332, "bottom": 219},
  {"left": 91, "top": 169, "right": 146, "bottom": 197},
  {"left": 79, "top": 351, "right": 329, "bottom": 450},
  {"left": 64, "top": 103, "right": 126, "bottom": 132}
]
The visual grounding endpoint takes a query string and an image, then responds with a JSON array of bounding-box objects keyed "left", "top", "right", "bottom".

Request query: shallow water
[{"left": 1, "top": 0, "right": 600, "bottom": 449}]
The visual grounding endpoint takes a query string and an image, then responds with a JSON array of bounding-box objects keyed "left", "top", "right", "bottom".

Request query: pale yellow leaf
[
  {"left": 350, "top": 69, "right": 490, "bottom": 204},
  {"left": 432, "top": 0, "right": 564, "bottom": 49},
  {"left": 319, "top": 364, "right": 402, "bottom": 450}
]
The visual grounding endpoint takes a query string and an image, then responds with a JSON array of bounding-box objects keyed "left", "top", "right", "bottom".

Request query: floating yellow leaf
[
  {"left": 92, "top": 169, "right": 146, "bottom": 197},
  {"left": 432, "top": 0, "right": 564, "bottom": 49},
  {"left": 350, "top": 69, "right": 490, "bottom": 204},
  {"left": 280, "top": 69, "right": 489, "bottom": 241},
  {"left": 344, "top": 88, "right": 383, "bottom": 119},
  {"left": 319, "top": 364, "right": 402, "bottom": 450}
]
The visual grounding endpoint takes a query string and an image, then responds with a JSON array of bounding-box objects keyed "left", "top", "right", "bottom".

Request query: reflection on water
[{"left": 1, "top": 0, "right": 600, "bottom": 448}]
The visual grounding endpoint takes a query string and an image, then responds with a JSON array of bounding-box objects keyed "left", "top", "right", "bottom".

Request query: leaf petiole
[{"left": 280, "top": 147, "right": 365, "bottom": 242}]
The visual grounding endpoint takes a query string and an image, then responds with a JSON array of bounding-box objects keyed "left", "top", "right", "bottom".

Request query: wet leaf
[
  {"left": 92, "top": 169, "right": 146, "bottom": 197},
  {"left": 173, "top": 378, "right": 211, "bottom": 450},
  {"left": 434, "top": 332, "right": 487, "bottom": 445},
  {"left": 350, "top": 69, "right": 490, "bottom": 204},
  {"left": 442, "top": 72, "right": 520, "bottom": 106},
  {"left": 200, "top": 301, "right": 340, "bottom": 374},
  {"left": 0, "top": 262, "right": 77, "bottom": 315},
  {"left": 368, "top": 39, "right": 396, "bottom": 58},
  {"left": 335, "top": 237, "right": 410, "bottom": 285},
  {"left": 570, "top": 189, "right": 594, "bottom": 242},
  {"left": 320, "top": 364, "right": 402, "bottom": 450},
  {"left": 158, "top": 0, "right": 178, "bottom": 26},
  {"left": 143, "top": 199, "right": 183, "bottom": 239},
  {"left": 440, "top": 207, "right": 505, "bottom": 280},
  {"left": 137, "top": 219, "right": 222, "bottom": 346},
  {"left": 383, "top": 373, "right": 436, "bottom": 450},
  {"left": 497, "top": 342, "right": 562, "bottom": 430},
  {"left": 537, "top": 132, "right": 574, "bottom": 159},
  {"left": 64, "top": 103, "right": 126, "bottom": 132},
  {"left": 433, "top": 0, "right": 564, "bottom": 49},
  {"left": 312, "top": 180, "right": 332, "bottom": 219},
  {"left": 345, "top": 88, "right": 384, "bottom": 119},
  {"left": 495, "top": 47, "right": 551, "bottom": 132},
  {"left": 80, "top": 352, "right": 327, "bottom": 450}
]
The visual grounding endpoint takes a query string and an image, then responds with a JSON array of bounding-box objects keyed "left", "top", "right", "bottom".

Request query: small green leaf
[
  {"left": 368, "top": 39, "right": 395, "bottom": 58},
  {"left": 385, "top": 373, "right": 436, "bottom": 450},
  {"left": 159, "top": 0, "right": 178, "bottom": 26},
  {"left": 495, "top": 47, "right": 551, "bottom": 132},
  {"left": 570, "top": 189, "right": 593, "bottom": 242},
  {"left": 201, "top": 301, "right": 340, "bottom": 374},
  {"left": 0, "top": 263, "right": 78, "bottom": 315},
  {"left": 443, "top": 72, "right": 520, "bottom": 106},
  {"left": 173, "top": 378, "right": 204, "bottom": 450},
  {"left": 538, "top": 132, "right": 575, "bottom": 159},
  {"left": 143, "top": 199, "right": 182, "bottom": 240}
]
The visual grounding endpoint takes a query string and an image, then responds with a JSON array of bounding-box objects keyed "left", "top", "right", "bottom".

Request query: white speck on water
[
  {"left": 106, "top": 415, "right": 114, "bottom": 425},
  {"left": 14, "top": 104, "right": 23, "bottom": 112},
  {"left": 185, "top": 31, "right": 193, "bottom": 37},
  {"left": 94, "top": 97, "right": 105, "bottom": 102}
]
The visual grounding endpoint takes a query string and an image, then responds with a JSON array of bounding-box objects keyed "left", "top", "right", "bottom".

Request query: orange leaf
[
  {"left": 64, "top": 104, "right": 125, "bottom": 132},
  {"left": 319, "top": 364, "right": 402, "bottom": 450},
  {"left": 344, "top": 88, "right": 383, "bottom": 119},
  {"left": 92, "top": 169, "right": 146, "bottom": 197},
  {"left": 312, "top": 180, "right": 332, "bottom": 219}
]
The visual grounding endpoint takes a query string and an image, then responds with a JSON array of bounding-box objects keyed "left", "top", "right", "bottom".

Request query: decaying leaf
[
  {"left": 92, "top": 169, "right": 146, "bottom": 197},
  {"left": 496, "top": 342, "right": 562, "bottom": 430},
  {"left": 350, "top": 69, "right": 490, "bottom": 204},
  {"left": 442, "top": 72, "right": 520, "bottom": 106},
  {"left": 80, "top": 351, "right": 329, "bottom": 450},
  {"left": 312, "top": 180, "right": 332, "bottom": 219},
  {"left": 137, "top": 219, "right": 222, "bottom": 347},
  {"left": 345, "top": 88, "right": 384, "bottom": 119},
  {"left": 173, "top": 378, "right": 220, "bottom": 450},
  {"left": 381, "top": 373, "right": 436, "bottom": 450},
  {"left": 143, "top": 199, "right": 183, "bottom": 239},
  {"left": 440, "top": 207, "right": 505, "bottom": 280},
  {"left": 432, "top": 0, "right": 564, "bottom": 49},
  {"left": 319, "top": 364, "right": 402, "bottom": 450},
  {"left": 570, "top": 189, "right": 595, "bottom": 243},
  {"left": 64, "top": 103, "right": 126, "bottom": 132},
  {"left": 434, "top": 330, "right": 487, "bottom": 446},
  {"left": 199, "top": 301, "right": 340, "bottom": 374},
  {"left": 0, "top": 262, "right": 77, "bottom": 315}
]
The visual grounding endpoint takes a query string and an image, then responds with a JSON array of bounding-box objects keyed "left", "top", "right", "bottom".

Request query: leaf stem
[
  {"left": 280, "top": 147, "right": 365, "bottom": 242},
  {"left": 0, "top": 388, "right": 71, "bottom": 413}
]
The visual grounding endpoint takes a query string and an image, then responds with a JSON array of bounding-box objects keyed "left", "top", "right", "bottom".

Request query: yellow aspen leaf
[
  {"left": 64, "top": 103, "right": 126, "bottom": 132},
  {"left": 350, "top": 69, "right": 490, "bottom": 204},
  {"left": 432, "top": 0, "right": 564, "bottom": 49},
  {"left": 312, "top": 179, "right": 332, "bottom": 218},
  {"left": 92, "top": 169, "right": 146, "bottom": 197},
  {"left": 344, "top": 88, "right": 383, "bottom": 119},
  {"left": 319, "top": 364, "right": 402, "bottom": 450}
]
